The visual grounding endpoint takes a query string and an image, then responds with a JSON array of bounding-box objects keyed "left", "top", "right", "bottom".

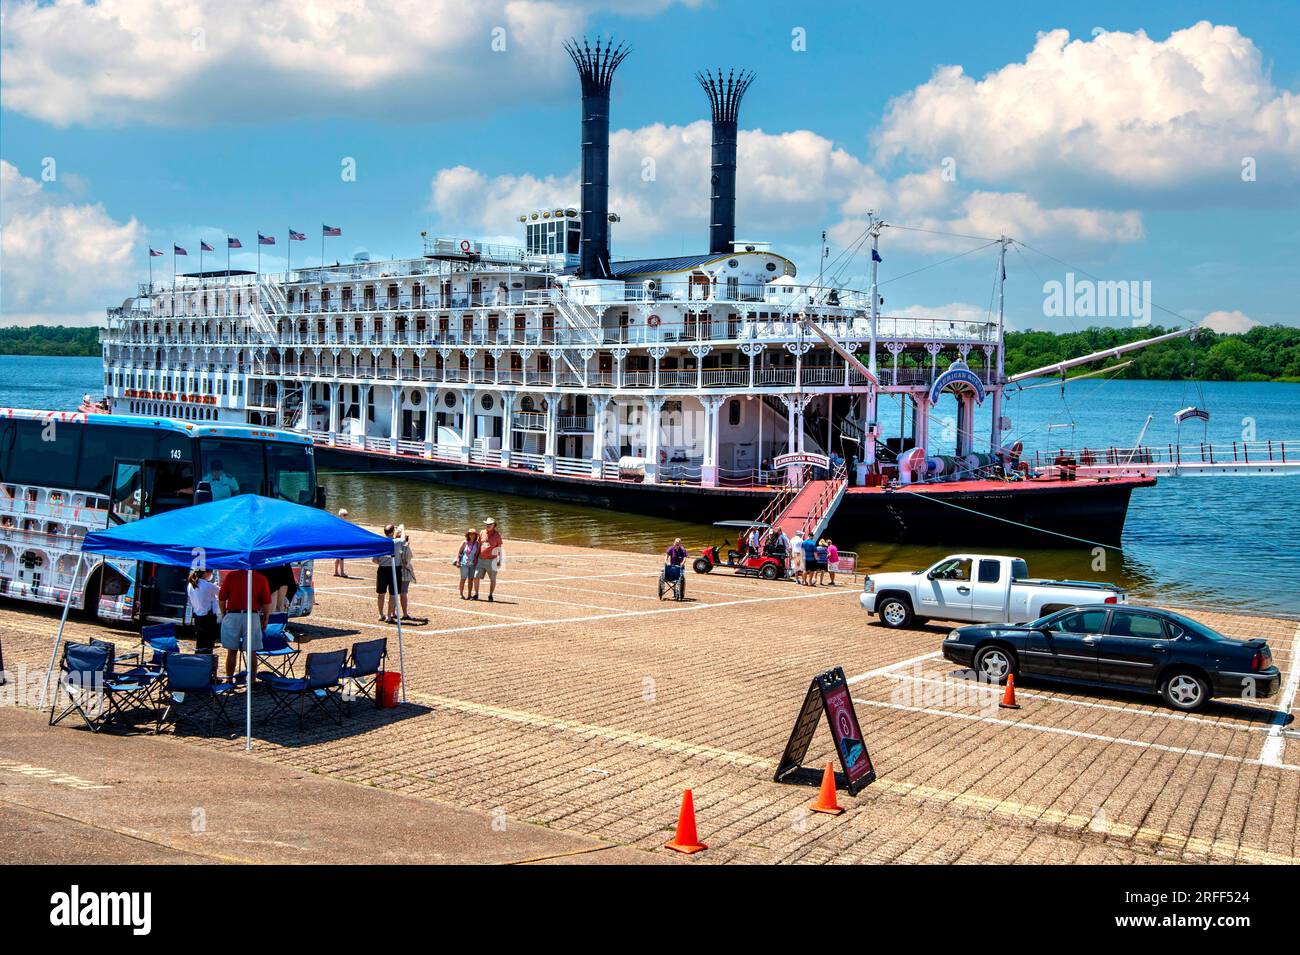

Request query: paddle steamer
[{"left": 94, "top": 38, "right": 1174, "bottom": 547}]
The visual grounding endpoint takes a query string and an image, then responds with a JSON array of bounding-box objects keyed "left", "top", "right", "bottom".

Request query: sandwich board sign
[{"left": 774, "top": 666, "right": 876, "bottom": 795}]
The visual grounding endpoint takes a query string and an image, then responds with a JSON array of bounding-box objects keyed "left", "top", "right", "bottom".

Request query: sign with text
[
  {"left": 773, "top": 451, "right": 830, "bottom": 471},
  {"left": 774, "top": 666, "right": 876, "bottom": 796}
]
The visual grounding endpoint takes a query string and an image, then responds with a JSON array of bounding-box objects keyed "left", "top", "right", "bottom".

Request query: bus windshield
[{"left": 197, "top": 437, "right": 316, "bottom": 504}]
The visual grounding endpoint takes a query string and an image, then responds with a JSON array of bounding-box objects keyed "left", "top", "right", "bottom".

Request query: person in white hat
[{"left": 472, "top": 517, "right": 503, "bottom": 602}]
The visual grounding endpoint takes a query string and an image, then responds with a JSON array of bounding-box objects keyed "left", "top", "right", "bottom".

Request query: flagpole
[
  {"left": 172, "top": 246, "right": 177, "bottom": 317},
  {"left": 321, "top": 227, "right": 325, "bottom": 271},
  {"left": 148, "top": 250, "right": 153, "bottom": 295},
  {"left": 257, "top": 235, "right": 261, "bottom": 278},
  {"left": 287, "top": 228, "right": 291, "bottom": 278}
]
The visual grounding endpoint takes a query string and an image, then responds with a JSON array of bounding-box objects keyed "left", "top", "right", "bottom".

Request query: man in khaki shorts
[{"left": 472, "top": 517, "right": 503, "bottom": 602}]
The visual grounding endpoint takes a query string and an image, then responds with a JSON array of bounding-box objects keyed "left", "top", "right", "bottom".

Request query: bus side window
[
  {"left": 0, "top": 420, "right": 14, "bottom": 482},
  {"left": 9, "top": 419, "right": 81, "bottom": 488}
]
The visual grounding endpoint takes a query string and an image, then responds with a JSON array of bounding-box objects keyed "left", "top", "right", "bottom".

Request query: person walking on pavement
[
  {"left": 472, "top": 518, "right": 503, "bottom": 602},
  {"left": 334, "top": 508, "right": 351, "bottom": 577},
  {"left": 455, "top": 529, "right": 479, "bottom": 600},
  {"left": 373, "top": 524, "right": 401, "bottom": 623}
]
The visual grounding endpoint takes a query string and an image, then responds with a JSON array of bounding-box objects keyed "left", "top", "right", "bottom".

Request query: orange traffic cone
[
  {"left": 664, "top": 789, "right": 708, "bottom": 854},
  {"left": 809, "top": 762, "right": 844, "bottom": 815},
  {"left": 999, "top": 673, "right": 1020, "bottom": 709}
]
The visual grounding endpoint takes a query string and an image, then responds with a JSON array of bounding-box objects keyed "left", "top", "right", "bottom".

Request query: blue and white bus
[{"left": 0, "top": 409, "right": 322, "bottom": 623}]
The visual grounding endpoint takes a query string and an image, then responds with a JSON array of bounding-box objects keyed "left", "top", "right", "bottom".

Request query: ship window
[{"left": 728, "top": 400, "right": 741, "bottom": 427}]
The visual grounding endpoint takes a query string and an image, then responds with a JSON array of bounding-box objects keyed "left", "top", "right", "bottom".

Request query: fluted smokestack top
[
  {"left": 566, "top": 36, "right": 629, "bottom": 279},
  {"left": 698, "top": 68, "right": 754, "bottom": 255},
  {"left": 696, "top": 68, "right": 754, "bottom": 123},
  {"left": 564, "top": 36, "right": 631, "bottom": 93}
]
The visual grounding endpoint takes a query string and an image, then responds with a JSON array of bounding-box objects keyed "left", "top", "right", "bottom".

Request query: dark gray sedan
[{"left": 942, "top": 605, "right": 1281, "bottom": 711}]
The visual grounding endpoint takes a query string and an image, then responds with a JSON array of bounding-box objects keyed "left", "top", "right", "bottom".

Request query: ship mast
[
  {"left": 865, "top": 214, "right": 885, "bottom": 467},
  {"left": 990, "top": 234, "right": 1010, "bottom": 454}
]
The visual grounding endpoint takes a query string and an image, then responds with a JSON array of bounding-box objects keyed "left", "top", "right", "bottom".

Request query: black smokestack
[
  {"left": 698, "top": 68, "right": 754, "bottom": 255},
  {"left": 565, "top": 37, "right": 629, "bottom": 280}
]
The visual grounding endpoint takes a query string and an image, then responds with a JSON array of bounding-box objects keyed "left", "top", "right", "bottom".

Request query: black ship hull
[{"left": 315, "top": 446, "right": 1148, "bottom": 548}]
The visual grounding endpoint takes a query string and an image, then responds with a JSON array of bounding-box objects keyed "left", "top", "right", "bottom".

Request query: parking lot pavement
[
  {"left": 2, "top": 528, "right": 1297, "bottom": 865},
  {"left": 0, "top": 707, "right": 659, "bottom": 865}
]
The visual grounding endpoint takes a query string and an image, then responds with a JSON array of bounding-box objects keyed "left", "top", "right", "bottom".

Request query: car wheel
[
  {"left": 974, "top": 645, "right": 1016, "bottom": 684},
  {"left": 878, "top": 597, "right": 914, "bottom": 629},
  {"left": 692, "top": 557, "right": 712, "bottom": 575},
  {"left": 760, "top": 563, "right": 779, "bottom": 580},
  {"left": 1161, "top": 671, "right": 1209, "bottom": 712}
]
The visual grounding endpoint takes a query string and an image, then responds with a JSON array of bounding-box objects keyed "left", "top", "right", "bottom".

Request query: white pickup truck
[{"left": 860, "top": 554, "right": 1127, "bottom": 629}]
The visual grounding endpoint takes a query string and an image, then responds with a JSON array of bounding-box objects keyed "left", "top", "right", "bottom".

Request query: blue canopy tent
[{"left": 46, "top": 495, "right": 403, "bottom": 749}]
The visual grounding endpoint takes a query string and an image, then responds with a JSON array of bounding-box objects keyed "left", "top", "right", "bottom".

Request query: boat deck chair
[
  {"left": 157, "top": 653, "right": 237, "bottom": 735},
  {"left": 257, "top": 649, "right": 347, "bottom": 730},
  {"left": 340, "top": 638, "right": 387, "bottom": 710},
  {"left": 49, "top": 641, "right": 157, "bottom": 733},
  {"left": 256, "top": 613, "right": 299, "bottom": 677}
]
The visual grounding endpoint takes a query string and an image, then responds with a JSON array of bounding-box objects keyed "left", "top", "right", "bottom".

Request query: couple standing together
[
  {"left": 374, "top": 524, "right": 421, "bottom": 624},
  {"left": 455, "top": 518, "right": 503, "bottom": 602}
]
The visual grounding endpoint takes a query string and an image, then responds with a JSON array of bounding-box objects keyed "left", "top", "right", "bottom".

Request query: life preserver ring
[
  {"left": 647, "top": 314, "right": 661, "bottom": 328},
  {"left": 459, "top": 240, "right": 472, "bottom": 253}
]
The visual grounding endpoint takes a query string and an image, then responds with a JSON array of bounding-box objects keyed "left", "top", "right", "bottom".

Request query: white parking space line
[
  {"left": 850, "top": 694, "right": 1300, "bottom": 772},
  {"left": 408, "top": 586, "right": 855, "bottom": 637},
  {"left": 1260, "top": 623, "right": 1300, "bottom": 766},
  {"left": 313, "top": 590, "right": 538, "bottom": 622},
  {"left": 878, "top": 670, "right": 1278, "bottom": 734},
  {"left": 846, "top": 652, "right": 941, "bottom": 685}
]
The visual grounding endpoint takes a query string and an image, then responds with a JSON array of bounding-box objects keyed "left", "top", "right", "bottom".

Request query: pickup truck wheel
[
  {"left": 1161, "top": 671, "right": 1209, "bottom": 712},
  {"left": 974, "top": 645, "right": 1016, "bottom": 684},
  {"left": 878, "top": 597, "right": 914, "bottom": 629}
]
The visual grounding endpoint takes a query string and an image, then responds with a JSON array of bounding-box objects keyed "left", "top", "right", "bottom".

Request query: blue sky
[{"left": 1, "top": 0, "right": 1297, "bottom": 331}]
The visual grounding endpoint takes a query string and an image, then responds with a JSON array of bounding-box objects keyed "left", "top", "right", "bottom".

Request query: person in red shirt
[{"left": 218, "top": 568, "right": 272, "bottom": 681}]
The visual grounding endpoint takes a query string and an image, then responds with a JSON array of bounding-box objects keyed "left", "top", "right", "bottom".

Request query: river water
[{"left": 3, "top": 355, "right": 1297, "bottom": 615}]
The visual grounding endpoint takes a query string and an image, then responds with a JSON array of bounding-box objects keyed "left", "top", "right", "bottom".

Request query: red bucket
[{"left": 376, "top": 671, "right": 402, "bottom": 709}]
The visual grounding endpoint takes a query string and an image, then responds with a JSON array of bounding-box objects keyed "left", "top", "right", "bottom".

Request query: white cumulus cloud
[
  {"left": 875, "top": 22, "right": 1300, "bottom": 200},
  {"left": 0, "top": 0, "right": 602, "bottom": 125},
  {"left": 0, "top": 160, "right": 144, "bottom": 326},
  {"left": 1200, "top": 309, "right": 1260, "bottom": 333}
]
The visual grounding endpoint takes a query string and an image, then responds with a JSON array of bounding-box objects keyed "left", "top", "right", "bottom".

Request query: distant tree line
[
  {"left": 3, "top": 322, "right": 1299, "bottom": 380},
  {"left": 0, "top": 325, "right": 100, "bottom": 357},
  {"left": 1003, "top": 325, "right": 1300, "bottom": 382}
]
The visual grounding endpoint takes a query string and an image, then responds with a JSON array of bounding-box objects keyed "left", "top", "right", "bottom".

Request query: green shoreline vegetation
[{"left": 3, "top": 322, "right": 1299, "bottom": 381}]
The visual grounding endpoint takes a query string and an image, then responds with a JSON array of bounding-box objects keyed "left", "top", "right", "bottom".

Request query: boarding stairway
[
  {"left": 246, "top": 281, "right": 285, "bottom": 344},
  {"left": 767, "top": 462, "right": 849, "bottom": 542}
]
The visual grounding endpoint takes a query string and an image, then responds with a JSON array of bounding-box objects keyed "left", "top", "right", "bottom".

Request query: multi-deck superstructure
[{"left": 95, "top": 36, "right": 1167, "bottom": 546}]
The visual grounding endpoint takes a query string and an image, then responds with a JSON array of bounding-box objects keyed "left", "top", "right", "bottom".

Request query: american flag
[
  {"left": 228, "top": 236, "right": 242, "bottom": 248},
  {"left": 289, "top": 229, "right": 306, "bottom": 241},
  {"left": 258, "top": 233, "right": 275, "bottom": 245},
  {"left": 174, "top": 244, "right": 188, "bottom": 255},
  {"left": 322, "top": 224, "right": 341, "bottom": 237},
  {"left": 149, "top": 248, "right": 164, "bottom": 257},
  {"left": 200, "top": 240, "right": 214, "bottom": 252}
]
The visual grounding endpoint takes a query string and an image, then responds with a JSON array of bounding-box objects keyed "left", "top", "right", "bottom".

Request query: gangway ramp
[{"left": 771, "top": 464, "right": 848, "bottom": 541}]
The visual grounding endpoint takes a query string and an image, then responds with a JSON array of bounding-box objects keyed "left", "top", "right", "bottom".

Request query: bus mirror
[
  {"left": 195, "top": 481, "right": 213, "bottom": 506},
  {"left": 315, "top": 485, "right": 327, "bottom": 509}
]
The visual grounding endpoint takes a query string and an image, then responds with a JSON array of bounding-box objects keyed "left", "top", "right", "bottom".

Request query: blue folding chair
[
  {"left": 49, "top": 642, "right": 157, "bottom": 733},
  {"left": 341, "top": 638, "right": 388, "bottom": 711},
  {"left": 136, "top": 622, "right": 180, "bottom": 673},
  {"left": 256, "top": 612, "right": 299, "bottom": 677},
  {"left": 256, "top": 649, "right": 347, "bottom": 729},
  {"left": 156, "top": 653, "right": 237, "bottom": 735}
]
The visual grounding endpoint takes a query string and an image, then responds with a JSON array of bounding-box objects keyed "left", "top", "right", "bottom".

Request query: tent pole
[
  {"left": 42, "top": 553, "right": 85, "bottom": 709},
  {"left": 390, "top": 558, "right": 406, "bottom": 702},
  {"left": 245, "top": 570, "right": 253, "bottom": 751}
]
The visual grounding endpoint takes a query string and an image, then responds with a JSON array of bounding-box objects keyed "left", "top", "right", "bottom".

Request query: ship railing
[
  {"left": 395, "top": 439, "right": 424, "bottom": 456},
  {"left": 659, "top": 370, "right": 697, "bottom": 388},
  {"left": 622, "top": 371, "right": 653, "bottom": 388},
  {"left": 658, "top": 462, "right": 702, "bottom": 485},
  {"left": 553, "top": 456, "right": 590, "bottom": 478},
  {"left": 513, "top": 412, "right": 547, "bottom": 431},
  {"left": 1029, "top": 440, "right": 1297, "bottom": 470},
  {"left": 755, "top": 368, "right": 796, "bottom": 386},
  {"left": 701, "top": 369, "right": 748, "bottom": 387},
  {"left": 512, "top": 450, "right": 547, "bottom": 471},
  {"left": 557, "top": 415, "right": 593, "bottom": 433},
  {"left": 601, "top": 460, "right": 621, "bottom": 480}
]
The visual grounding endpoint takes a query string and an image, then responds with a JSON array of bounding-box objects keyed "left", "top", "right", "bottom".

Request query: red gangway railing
[{"left": 797, "top": 462, "right": 849, "bottom": 538}]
